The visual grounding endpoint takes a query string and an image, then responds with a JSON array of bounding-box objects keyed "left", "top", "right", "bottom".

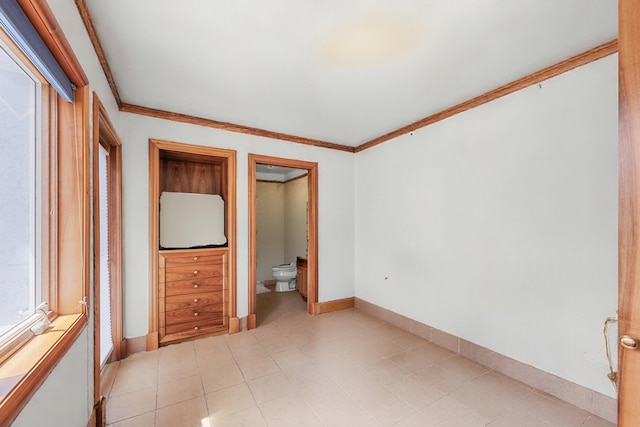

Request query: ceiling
[
  {"left": 82, "top": 0, "right": 617, "bottom": 148},
  {"left": 256, "top": 164, "right": 306, "bottom": 182}
]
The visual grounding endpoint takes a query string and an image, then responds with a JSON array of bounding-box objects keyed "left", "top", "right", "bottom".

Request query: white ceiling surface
[{"left": 84, "top": 0, "right": 617, "bottom": 147}]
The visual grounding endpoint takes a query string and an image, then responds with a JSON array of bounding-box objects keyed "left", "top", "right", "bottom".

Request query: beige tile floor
[{"left": 102, "top": 288, "right": 614, "bottom": 427}]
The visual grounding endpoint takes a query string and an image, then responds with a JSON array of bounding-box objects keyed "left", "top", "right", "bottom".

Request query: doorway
[
  {"left": 92, "top": 94, "right": 124, "bottom": 423},
  {"left": 248, "top": 154, "right": 318, "bottom": 329}
]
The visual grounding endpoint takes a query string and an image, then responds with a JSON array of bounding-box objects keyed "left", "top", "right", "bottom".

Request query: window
[
  {"left": 0, "top": 35, "right": 41, "bottom": 346},
  {"left": 0, "top": 1, "right": 89, "bottom": 423}
]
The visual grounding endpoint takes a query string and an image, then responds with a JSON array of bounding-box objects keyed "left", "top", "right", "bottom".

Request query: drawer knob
[
  {"left": 193, "top": 256, "right": 198, "bottom": 261},
  {"left": 193, "top": 283, "right": 199, "bottom": 289},
  {"left": 194, "top": 326, "right": 199, "bottom": 331},
  {"left": 193, "top": 298, "right": 199, "bottom": 303},
  {"left": 194, "top": 312, "right": 199, "bottom": 317},
  {"left": 193, "top": 270, "right": 199, "bottom": 275}
]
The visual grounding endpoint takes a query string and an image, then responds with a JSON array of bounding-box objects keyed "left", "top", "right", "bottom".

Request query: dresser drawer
[
  {"left": 165, "top": 291, "right": 223, "bottom": 312},
  {"left": 165, "top": 277, "right": 223, "bottom": 297},
  {"left": 165, "top": 315, "right": 224, "bottom": 335},
  {"left": 158, "top": 249, "right": 228, "bottom": 344},
  {"left": 165, "top": 303, "right": 222, "bottom": 325},
  {"left": 165, "top": 265, "right": 223, "bottom": 282},
  {"left": 163, "top": 253, "right": 225, "bottom": 268}
]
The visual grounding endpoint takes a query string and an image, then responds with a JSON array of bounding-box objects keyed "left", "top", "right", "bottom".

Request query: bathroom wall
[
  {"left": 354, "top": 55, "right": 618, "bottom": 398},
  {"left": 255, "top": 175, "right": 309, "bottom": 281},
  {"left": 284, "top": 175, "right": 308, "bottom": 263},
  {"left": 256, "top": 181, "right": 285, "bottom": 281}
]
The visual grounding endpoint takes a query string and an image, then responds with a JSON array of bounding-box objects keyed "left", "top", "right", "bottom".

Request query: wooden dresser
[{"left": 158, "top": 248, "right": 227, "bottom": 344}]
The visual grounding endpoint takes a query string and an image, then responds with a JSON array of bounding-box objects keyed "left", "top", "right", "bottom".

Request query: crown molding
[
  {"left": 355, "top": 39, "right": 618, "bottom": 153},
  {"left": 74, "top": 0, "right": 121, "bottom": 106},
  {"left": 121, "top": 103, "right": 355, "bottom": 152},
  {"left": 73, "top": 1, "right": 616, "bottom": 154}
]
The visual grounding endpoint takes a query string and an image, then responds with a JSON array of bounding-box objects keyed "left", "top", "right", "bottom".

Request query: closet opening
[{"left": 148, "top": 140, "right": 238, "bottom": 349}]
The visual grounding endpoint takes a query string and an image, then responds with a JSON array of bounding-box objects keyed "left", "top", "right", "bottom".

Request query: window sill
[{"left": 0, "top": 313, "right": 86, "bottom": 425}]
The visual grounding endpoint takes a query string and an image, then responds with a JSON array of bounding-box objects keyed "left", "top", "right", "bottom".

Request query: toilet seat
[{"left": 272, "top": 264, "right": 295, "bottom": 272}]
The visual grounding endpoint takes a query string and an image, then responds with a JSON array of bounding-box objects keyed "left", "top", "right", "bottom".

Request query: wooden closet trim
[
  {"left": 148, "top": 140, "right": 238, "bottom": 349},
  {"left": 248, "top": 154, "right": 319, "bottom": 328}
]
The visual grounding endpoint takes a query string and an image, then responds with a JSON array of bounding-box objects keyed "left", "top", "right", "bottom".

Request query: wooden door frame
[
  {"left": 92, "top": 93, "right": 124, "bottom": 423},
  {"left": 148, "top": 139, "right": 238, "bottom": 348},
  {"left": 619, "top": 0, "right": 640, "bottom": 424},
  {"left": 247, "top": 154, "right": 319, "bottom": 329}
]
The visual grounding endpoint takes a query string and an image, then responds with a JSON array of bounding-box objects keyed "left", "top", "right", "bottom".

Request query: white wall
[
  {"left": 284, "top": 175, "right": 308, "bottom": 263},
  {"left": 17, "top": 7, "right": 614, "bottom": 426},
  {"left": 120, "top": 114, "right": 355, "bottom": 338},
  {"left": 355, "top": 55, "right": 618, "bottom": 397},
  {"left": 11, "top": 0, "right": 125, "bottom": 424},
  {"left": 12, "top": 330, "right": 90, "bottom": 426},
  {"left": 256, "top": 181, "right": 285, "bottom": 281},
  {"left": 256, "top": 176, "right": 308, "bottom": 282}
]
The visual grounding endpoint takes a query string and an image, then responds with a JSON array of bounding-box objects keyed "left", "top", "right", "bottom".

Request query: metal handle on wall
[{"left": 603, "top": 317, "right": 618, "bottom": 390}]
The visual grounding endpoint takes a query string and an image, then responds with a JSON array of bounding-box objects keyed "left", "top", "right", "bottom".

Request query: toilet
[{"left": 271, "top": 263, "right": 297, "bottom": 292}]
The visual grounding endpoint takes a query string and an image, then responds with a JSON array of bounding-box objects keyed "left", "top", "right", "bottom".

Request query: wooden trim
[
  {"left": 307, "top": 163, "right": 319, "bottom": 314},
  {"left": 122, "top": 103, "right": 354, "bottom": 153},
  {"left": 355, "top": 39, "right": 619, "bottom": 153},
  {"left": 46, "top": 86, "right": 58, "bottom": 316},
  {"left": 247, "top": 314, "right": 257, "bottom": 330},
  {"left": 248, "top": 160, "right": 257, "bottom": 326},
  {"left": 144, "top": 333, "right": 158, "bottom": 353},
  {"left": 148, "top": 142, "right": 160, "bottom": 341},
  {"left": 91, "top": 93, "right": 101, "bottom": 413},
  {"left": 56, "top": 87, "right": 90, "bottom": 315},
  {"left": 60, "top": 3, "right": 615, "bottom": 157},
  {"left": 148, "top": 139, "right": 237, "bottom": 342},
  {"left": 248, "top": 154, "right": 319, "bottom": 327},
  {"left": 73, "top": 0, "right": 121, "bottom": 106},
  {"left": 227, "top": 149, "right": 238, "bottom": 322},
  {"left": 79, "top": 86, "right": 91, "bottom": 319},
  {"left": 228, "top": 317, "right": 240, "bottom": 335},
  {"left": 619, "top": 1, "right": 640, "bottom": 424},
  {"left": 89, "top": 395, "right": 105, "bottom": 427},
  {"left": 86, "top": 404, "right": 96, "bottom": 427},
  {"left": 0, "top": 17, "right": 89, "bottom": 423},
  {"left": 126, "top": 40, "right": 616, "bottom": 154},
  {"left": 92, "top": 93, "right": 124, "bottom": 415},
  {"left": 17, "top": 0, "right": 88, "bottom": 87},
  {"left": 315, "top": 297, "right": 354, "bottom": 315}
]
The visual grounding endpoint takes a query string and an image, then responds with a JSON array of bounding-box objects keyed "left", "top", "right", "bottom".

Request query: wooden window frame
[{"left": 0, "top": 2, "right": 89, "bottom": 425}]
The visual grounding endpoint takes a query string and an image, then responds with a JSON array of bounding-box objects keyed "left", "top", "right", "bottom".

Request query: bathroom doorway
[{"left": 248, "top": 154, "right": 318, "bottom": 329}]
